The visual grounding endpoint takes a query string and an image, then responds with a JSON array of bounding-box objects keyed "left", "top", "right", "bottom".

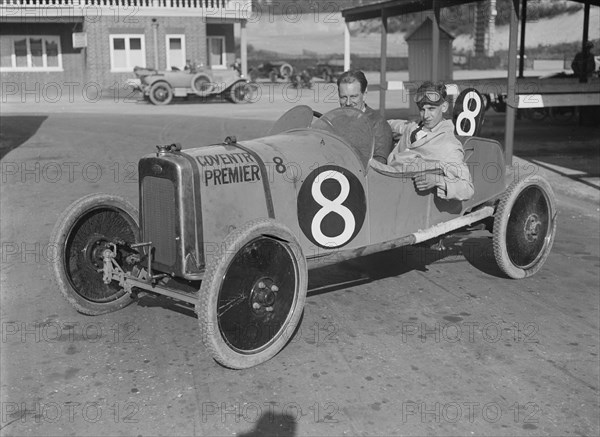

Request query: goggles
[{"left": 414, "top": 90, "right": 445, "bottom": 105}]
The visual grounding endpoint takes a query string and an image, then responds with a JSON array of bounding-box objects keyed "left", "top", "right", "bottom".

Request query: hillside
[{"left": 244, "top": 4, "right": 600, "bottom": 57}]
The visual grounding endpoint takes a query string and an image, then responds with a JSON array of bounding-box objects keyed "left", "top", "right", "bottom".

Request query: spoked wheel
[
  {"left": 493, "top": 176, "right": 557, "bottom": 279},
  {"left": 228, "top": 81, "right": 257, "bottom": 104},
  {"left": 49, "top": 194, "right": 140, "bottom": 314},
  {"left": 198, "top": 219, "right": 307, "bottom": 369},
  {"left": 149, "top": 82, "right": 173, "bottom": 105}
]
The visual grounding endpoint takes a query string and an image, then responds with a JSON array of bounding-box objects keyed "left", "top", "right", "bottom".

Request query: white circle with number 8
[
  {"left": 310, "top": 170, "right": 355, "bottom": 247},
  {"left": 456, "top": 91, "right": 482, "bottom": 136},
  {"left": 297, "top": 165, "right": 366, "bottom": 249}
]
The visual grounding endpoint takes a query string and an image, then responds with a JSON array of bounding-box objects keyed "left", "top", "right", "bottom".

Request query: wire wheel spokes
[
  {"left": 217, "top": 237, "right": 298, "bottom": 353},
  {"left": 65, "top": 208, "right": 137, "bottom": 303},
  {"left": 506, "top": 186, "right": 551, "bottom": 268}
]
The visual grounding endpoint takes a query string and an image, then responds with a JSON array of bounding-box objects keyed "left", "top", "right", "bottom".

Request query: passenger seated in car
[{"left": 379, "top": 81, "right": 474, "bottom": 201}]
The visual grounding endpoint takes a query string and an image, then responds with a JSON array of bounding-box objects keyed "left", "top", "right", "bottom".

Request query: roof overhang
[{"left": 341, "top": 0, "right": 600, "bottom": 22}]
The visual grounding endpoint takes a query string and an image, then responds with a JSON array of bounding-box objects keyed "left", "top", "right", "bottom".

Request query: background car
[
  {"left": 130, "top": 62, "right": 257, "bottom": 105},
  {"left": 248, "top": 61, "right": 294, "bottom": 82}
]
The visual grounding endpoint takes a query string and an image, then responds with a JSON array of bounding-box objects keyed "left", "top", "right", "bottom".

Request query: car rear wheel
[
  {"left": 279, "top": 63, "right": 293, "bottom": 80},
  {"left": 228, "top": 81, "right": 257, "bottom": 104},
  {"left": 197, "top": 219, "right": 307, "bottom": 369},
  {"left": 492, "top": 176, "right": 557, "bottom": 279},
  {"left": 49, "top": 194, "right": 140, "bottom": 315},
  {"left": 149, "top": 82, "right": 173, "bottom": 105}
]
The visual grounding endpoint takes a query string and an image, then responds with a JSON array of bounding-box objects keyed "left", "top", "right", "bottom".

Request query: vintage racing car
[
  {"left": 50, "top": 89, "right": 557, "bottom": 369},
  {"left": 131, "top": 64, "right": 257, "bottom": 105}
]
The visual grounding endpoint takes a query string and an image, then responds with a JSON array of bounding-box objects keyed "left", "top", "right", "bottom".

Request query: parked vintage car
[
  {"left": 130, "top": 63, "right": 257, "bottom": 105},
  {"left": 50, "top": 89, "right": 557, "bottom": 369},
  {"left": 248, "top": 61, "right": 294, "bottom": 82}
]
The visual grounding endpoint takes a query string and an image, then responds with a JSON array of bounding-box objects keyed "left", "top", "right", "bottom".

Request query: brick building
[{"left": 0, "top": 0, "right": 251, "bottom": 98}]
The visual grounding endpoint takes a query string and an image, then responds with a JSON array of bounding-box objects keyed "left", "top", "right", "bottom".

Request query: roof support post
[
  {"left": 518, "top": 0, "right": 527, "bottom": 77},
  {"left": 380, "top": 8, "right": 388, "bottom": 116},
  {"left": 240, "top": 20, "right": 248, "bottom": 77},
  {"left": 432, "top": 0, "right": 440, "bottom": 82},
  {"left": 504, "top": 0, "right": 519, "bottom": 166},
  {"left": 344, "top": 21, "right": 351, "bottom": 71},
  {"left": 580, "top": 1, "right": 591, "bottom": 83}
]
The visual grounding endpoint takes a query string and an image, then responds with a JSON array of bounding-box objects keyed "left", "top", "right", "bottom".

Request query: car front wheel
[
  {"left": 149, "top": 82, "right": 173, "bottom": 105},
  {"left": 197, "top": 219, "right": 307, "bottom": 369},
  {"left": 49, "top": 194, "right": 140, "bottom": 314}
]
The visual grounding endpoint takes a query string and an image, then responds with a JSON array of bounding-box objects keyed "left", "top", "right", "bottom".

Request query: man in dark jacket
[{"left": 337, "top": 70, "right": 394, "bottom": 164}]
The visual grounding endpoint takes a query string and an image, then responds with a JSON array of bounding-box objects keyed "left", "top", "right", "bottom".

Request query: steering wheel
[{"left": 312, "top": 110, "right": 335, "bottom": 129}]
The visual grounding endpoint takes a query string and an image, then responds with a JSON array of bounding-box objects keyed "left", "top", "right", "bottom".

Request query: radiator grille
[{"left": 142, "top": 176, "right": 177, "bottom": 266}]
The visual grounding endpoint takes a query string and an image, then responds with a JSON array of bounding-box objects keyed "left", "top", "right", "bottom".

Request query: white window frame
[
  {"left": 0, "top": 35, "right": 63, "bottom": 72},
  {"left": 206, "top": 36, "right": 226, "bottom": 69},
  {"left": 109, "top": 34, "right": 146, "bottom": 73},
  {"left": 165, "top": 34, "right": 186, "bottom": 71}
]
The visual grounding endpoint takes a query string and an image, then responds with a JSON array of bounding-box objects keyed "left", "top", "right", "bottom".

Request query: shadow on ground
[
  {"left": 0, "top": 115, "right": 48, "bottom": 160},
  {"left": 308, "top": 232, "right": 503, "bottom": 297}
]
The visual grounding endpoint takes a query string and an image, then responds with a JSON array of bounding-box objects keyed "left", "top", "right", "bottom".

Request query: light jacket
[{"left": 384, "top": 118, "right": 474, "bottom": 201}]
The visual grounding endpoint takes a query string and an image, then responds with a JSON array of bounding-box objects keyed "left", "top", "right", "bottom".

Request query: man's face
[
  {"left": 338, "top": 81, "right": 366, "bottom": 111},
  {"left": 419, "top": 101, "right": 448, "bottom": 129}
]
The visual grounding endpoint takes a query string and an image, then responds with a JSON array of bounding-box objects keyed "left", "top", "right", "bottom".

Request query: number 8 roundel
[
  {"left": 297, "top": 165, "right": 366, "bottom": 249},
  {"left": 453, "top": 87, "right": 486, "bottom": 137}
]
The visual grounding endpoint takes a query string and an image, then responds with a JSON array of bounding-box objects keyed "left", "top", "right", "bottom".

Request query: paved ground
[{"left": 0, "top": 87, "right": 599, "bottom": 436}]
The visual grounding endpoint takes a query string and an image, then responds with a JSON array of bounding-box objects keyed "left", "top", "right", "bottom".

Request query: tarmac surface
[{"left": 1, "top": 83, "right": 599, "bottom": 436}]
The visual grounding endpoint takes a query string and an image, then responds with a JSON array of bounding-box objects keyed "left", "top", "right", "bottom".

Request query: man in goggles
[{"left": 381, "top": 81, "right": 474, "bottom": 201}]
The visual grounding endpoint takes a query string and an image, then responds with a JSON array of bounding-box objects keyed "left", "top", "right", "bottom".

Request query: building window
[
  {"left": 166, "top": 35, "right": 186, "bottom": 71},
  {"left": 0, "top": 35, "right": 62, "bottom": 71},
  {"left": 206, "top": 36, "right": 226, "bottom": 69},
  {"left": 109, "top": 35, "right": 145, "bottom": 72}
]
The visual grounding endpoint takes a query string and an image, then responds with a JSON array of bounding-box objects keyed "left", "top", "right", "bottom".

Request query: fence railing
[{"left": 0, "top": 0, "right": 250, "bottom": 10}]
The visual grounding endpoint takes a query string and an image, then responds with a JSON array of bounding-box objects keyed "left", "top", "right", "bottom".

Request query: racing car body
[
  {"left": 131, "top": 64, "right": 256, "bottom": 105},
  {"left": 50, "top": 92, "right": 557, "bottom": 369}
]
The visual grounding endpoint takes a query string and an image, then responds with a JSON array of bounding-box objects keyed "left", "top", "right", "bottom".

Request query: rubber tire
[
  {"left": 228, "top": 81, "right": 254, "bottom": 104},
  {"left": 148, "top": 81, "right": 173, "bottom": 105},
  {"left": 49, "top": 193, "right": 140, "bottom": 315},
  {"left": 492, "top": 176, "right": 557, "bottom": 279},
  {"left": 197, "top": 219, "right": 308, "bottom": 369},
  {"left": 191, "top": 73, "right": 215, "bottom": 97},
  {"left": 481, "top": 93, "right": 492, "bottom": 111},
  {"left": 279, "top": 63, "right": 293, "bottom": 80}
]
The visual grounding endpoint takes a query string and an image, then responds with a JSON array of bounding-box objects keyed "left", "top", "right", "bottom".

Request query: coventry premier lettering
[{"left": 197, "top": 152, "right": 261, "bottom": 186}]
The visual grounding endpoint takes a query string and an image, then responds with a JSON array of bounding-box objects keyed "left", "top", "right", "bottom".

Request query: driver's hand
[{"left": 413, "top": 173, "right": 445, "bottom": 192}]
